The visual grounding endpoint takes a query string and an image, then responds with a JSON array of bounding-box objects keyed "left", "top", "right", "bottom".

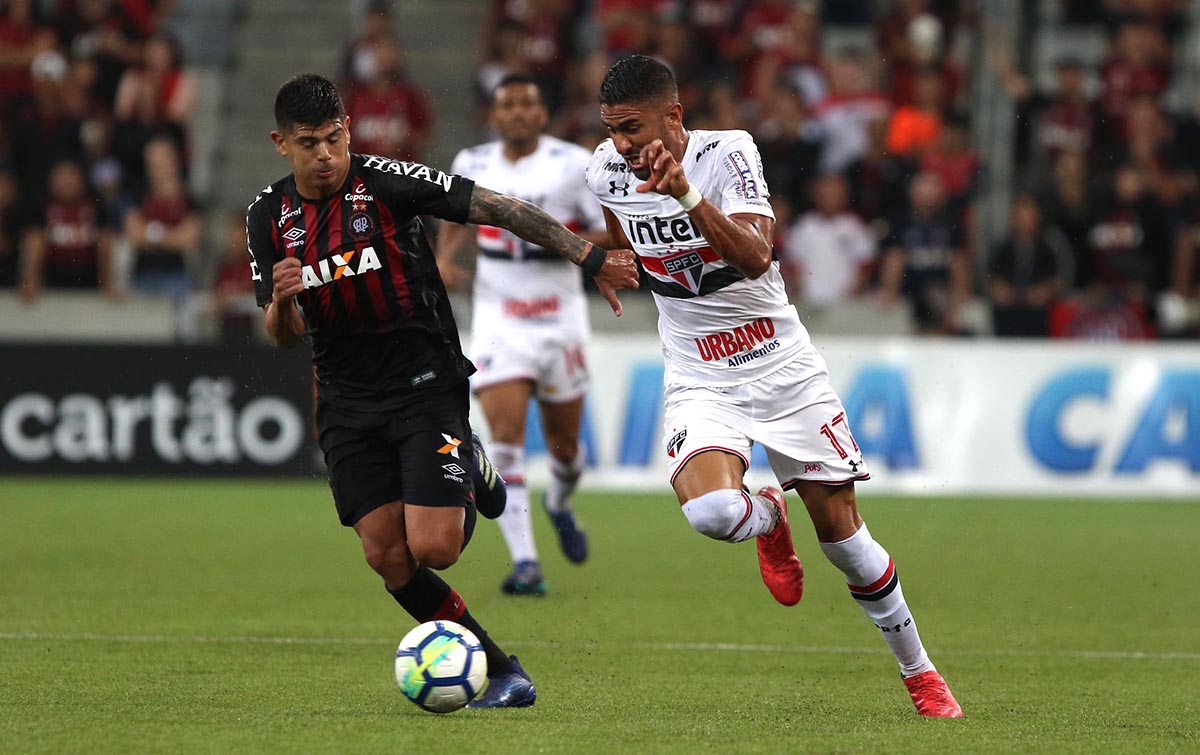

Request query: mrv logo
[{"left": 1, "top": 377, "right": 305, "bottom": 465}]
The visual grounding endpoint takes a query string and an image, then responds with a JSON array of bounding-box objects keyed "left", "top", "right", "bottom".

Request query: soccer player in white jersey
[
  {"left": 438, "top": 75, "right": 609, "bottom": 596},
  {"left": 587, "top": 55, "right": 962, "bottom": 718}
]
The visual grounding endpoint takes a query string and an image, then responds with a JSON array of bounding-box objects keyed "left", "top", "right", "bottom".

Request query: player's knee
[
  {"left": 408, "top": 533, "right": 463, "bottom": 570},
  {"left": 681, "top": 489, "right": 745, "bottom": 540},
  {"left": 362, "top": 536, "right": 414, "bottom": 581},
  {"left": 490, "top": 443, "right": 525, "bottom": 485}
]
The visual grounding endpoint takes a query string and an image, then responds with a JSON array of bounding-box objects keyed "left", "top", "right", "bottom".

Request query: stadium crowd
[{"left": 1, "top": 0, "right": 1198, "bottom": 340}]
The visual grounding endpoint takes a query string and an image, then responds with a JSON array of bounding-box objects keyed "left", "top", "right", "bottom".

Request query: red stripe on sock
[
  {"left": 431, "top": 589, "right": 466, "bottom": 621},
  {"left": 848, "top": 559, "right": 895, "bottom": 594}
]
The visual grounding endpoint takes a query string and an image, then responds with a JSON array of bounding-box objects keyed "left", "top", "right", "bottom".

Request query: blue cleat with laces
[
  {"left": 467, "top": 656, "right": 536, "bottom": 709},
  {"left": 544, "top": 498, "right": 588, "bottom": 564},
  {"left": 500, "top": 560, "right": 546, "bottom": 596}
]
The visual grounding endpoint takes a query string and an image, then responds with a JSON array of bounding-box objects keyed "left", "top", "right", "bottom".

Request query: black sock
[{"left": 388, "top": 566, "right": 515, "bottom": 676}]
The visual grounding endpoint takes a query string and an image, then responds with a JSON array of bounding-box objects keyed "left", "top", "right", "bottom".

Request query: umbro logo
[
  {"left": 282, "top": 228, "right": 305, "bottom": 242},
  {"left": 442, "top": 463, "right": 466, "bottom": 476},
  {"left": 609, "top": 181, "right": 629, "bottom": 196}
]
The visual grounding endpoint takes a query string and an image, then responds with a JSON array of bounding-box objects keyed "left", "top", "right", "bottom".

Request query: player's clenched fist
[
  {"left": 594, "top": 247, "right": 639, "bottom": 317},
  {"left": 272, "top": 256, "right": 305, "bottom": 303}
]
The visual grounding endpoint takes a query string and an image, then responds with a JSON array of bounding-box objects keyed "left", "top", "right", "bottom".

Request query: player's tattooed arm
[
  {"left": 467, "top": 185, "right": 592, "bottom": 264},
  {"left": 466, "top": 184, "right": 640, "bottom": 315}
]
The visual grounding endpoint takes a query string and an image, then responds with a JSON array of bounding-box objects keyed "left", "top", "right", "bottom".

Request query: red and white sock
[
  {"left": 491, "top": 443, "right": 537, "bottom": 565},
  {"left": 819, "top": 522, "right": 935, "bottom": 677},
  {"left": 544, "top": 446, "right": 584, "bottom": 514}
]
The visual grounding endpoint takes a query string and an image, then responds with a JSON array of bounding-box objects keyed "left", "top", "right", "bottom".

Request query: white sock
[
  {"left": 491, "top": 443, "right": 537, "bottom": 565},
  {"left": 819, "top": 522, "right": 934, "bottom": 677},
  {"left": 681, "top": 488, "right": 778, "bottom": 543},
  {"left": 544, "top": 446, "right": 584, "bottom": 514}
]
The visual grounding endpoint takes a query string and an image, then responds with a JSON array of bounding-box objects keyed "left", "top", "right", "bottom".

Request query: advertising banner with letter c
[
  {"left": 0, "top": 344, "right": 315, "bottom": 476},
  {"left": 504, "top": 336, "right": 1200, "bottom": 498}
]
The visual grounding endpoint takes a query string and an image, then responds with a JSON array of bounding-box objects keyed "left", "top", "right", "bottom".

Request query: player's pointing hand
[
  {"left": 636, "top": 139, "right": 690, "bottom": 199},
  {"left": 593, "top": 247, "right": 639, "bottom": 317}
]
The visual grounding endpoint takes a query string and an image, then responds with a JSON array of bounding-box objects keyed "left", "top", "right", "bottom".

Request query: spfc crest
[{"left": 660, "top": 248, "right": 707, "bottom": 294}]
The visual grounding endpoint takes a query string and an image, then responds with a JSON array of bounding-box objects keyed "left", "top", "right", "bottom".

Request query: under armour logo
[
  {"left": 609, "top": 181, "right": 629, "bottom": 196},
  {"left": 849, "top": 460, "right": 860, "bottom": 472}
]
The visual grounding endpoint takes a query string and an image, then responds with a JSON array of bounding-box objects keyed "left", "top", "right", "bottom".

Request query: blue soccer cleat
[
  {"left": 469, "top": 431, "right": 506, "bottom": 519},
  {"left": 544, "top": 498, "right": 588, "bottom": 564},
  {"left": 467, "top": 655, "right": 536, "bottom": 709},
  {"left": 500, "top": 560, "right": 546, "bottom": 596}
]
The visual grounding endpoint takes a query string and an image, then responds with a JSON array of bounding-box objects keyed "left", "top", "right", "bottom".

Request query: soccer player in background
[
  {"left": 246, "top": 74, "right": 638, "bottom": 708},
  {"left": 586, "top": 56, "right": 962, "bottom": 718},
  {"left": 438, "top": 75, "right": 607, "bottom": 596}
]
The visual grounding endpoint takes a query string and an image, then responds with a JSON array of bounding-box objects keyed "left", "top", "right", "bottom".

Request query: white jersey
[
  {"left": 586, "top": 129, "right": 811, "bottom": 388},
  {"left": 451, "top": 135, "right": 604, "bottom": 336}
]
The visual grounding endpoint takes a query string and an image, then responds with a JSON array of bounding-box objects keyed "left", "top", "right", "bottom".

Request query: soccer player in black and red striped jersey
[{"left": 246, "top": 74, "right": 638, "bottom": 708}]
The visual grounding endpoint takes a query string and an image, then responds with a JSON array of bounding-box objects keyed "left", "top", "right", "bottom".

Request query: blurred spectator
[
  {"left": 211, "top": 214, "right": 259, "bottom": 343},
  {"left": 876, "top": 4, "right": 965, "bottom": 107},
  {"left": 1038, "top": 150, "right": 1096, "bottom": 283},
  {"left": 745, "top": 1, "right": 824, "bottom": 106},
  {"left": 113, "top": 29, "right": 193, "bottom": 192},
  {"left": 343, "top": 37, "right": 432, "bottom": 161},
  {"left": 731, "top": 0, "right": 802, "bottom": 99},
  {"left": 680, "top": 0, "right": 743, "bottom": 82},
  {"left": 919, "top": 112, "right": 979, "bottom": 219},
  {"left": 0, "top": 166, "right": 20, "bottom": 287},
  {"left": 843, "top": 115, "right": 914, "bottom": 236},
  {"left": 780, "top": 172, "right": 877, "bottom": 305},
  {"left": 986, "top": 194, "right": 1071, "bottom": 336},
  {"left": 812, "top": 49, "right": 890, "bottom": 173},
  {"left": 0, "top": 0, "right": 55, "bottom": 119},
  {"left": 11, "top": 49, "right": 84, "bottom": 207},
  {"left": 879, "top": 171, "right": 970, "bottom": 333},
  {"left": 122, "top": 137, "right": 198, "bottom": 297},
  {"left": 1098, "top": 21, "right": 1170, "bottom": 127},
  {"left": 342, "top": 0, "right": 395, "bottom": 87},
  {"left": 754, "top": 83, "right": 820, "bottom": 215},
  {"left": 1048, "top": 292, "right": 1155, "bottom": 339},
  {"left": 885, "top": 65, "right": 943, "bottom": 157},
  {"left": 1118, "top": 96, "right": 1187, "bottom": 207},
  {"left": 596, "top": 0, "right": 673, "bottom": 57},
  {"left": 483, "top": 0, "right": 575, "bottom": 109},
  {"left": 56, "top": 0, "right": 144, "bottom": 106},
  {"left": 990, "top": 39, "right": 1100, "bottom": 175},
  {"left": 1081, "top": 163, "right": 1172, "bottom": 302},
  {"left": 19, "top": 158, "right": 112, "bottom": 300}
]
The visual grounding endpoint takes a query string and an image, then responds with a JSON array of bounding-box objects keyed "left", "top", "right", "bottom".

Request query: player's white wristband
[{"left": 676, "top": 186, "right": 703, "bottom": 211}]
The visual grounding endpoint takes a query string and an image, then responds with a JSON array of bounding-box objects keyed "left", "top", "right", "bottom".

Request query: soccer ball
[{"left": 394, "top": 620, "right": 487, "bottom": 713}]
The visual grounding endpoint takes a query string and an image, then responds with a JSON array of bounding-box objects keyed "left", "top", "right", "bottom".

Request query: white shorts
[
  {"left": 662, "top": 348, "right": 869, "bottom": 489},
  {"left": 470, "top": 325, "right": 589, "bottom": 403}
]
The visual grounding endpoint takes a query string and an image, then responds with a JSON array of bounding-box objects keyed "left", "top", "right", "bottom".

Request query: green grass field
[{"left": 1, "top": 479, "right": 1198, "bottom": 754}]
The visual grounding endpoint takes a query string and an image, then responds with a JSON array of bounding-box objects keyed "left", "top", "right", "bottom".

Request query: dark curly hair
[
  {"left": 599, "top": 55, "right": 678, "bottom": 107},
  {"left": 273, "top": 73, "right": 345, "bottom": 132}
]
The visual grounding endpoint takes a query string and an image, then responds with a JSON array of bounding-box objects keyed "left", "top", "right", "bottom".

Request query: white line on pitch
[{"left": 1, "top": 631, "right": 1198, "bottom": 662}]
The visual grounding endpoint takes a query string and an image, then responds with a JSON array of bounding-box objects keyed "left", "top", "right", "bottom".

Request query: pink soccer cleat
[
  {"left": 903, "top": 670, "right": 963, "bottom": 718},
  {"left": 754, "top": 487, "right": 805, "bottom": 606}
]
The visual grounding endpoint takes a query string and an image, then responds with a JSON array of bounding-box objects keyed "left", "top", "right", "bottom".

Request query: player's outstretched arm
[
  {"left": 467, "top": 185, "right": 639, "bottom": 314},
  {"left": 638, "top": 139, "right": 774, "bottom": 279},
  {"left": 263, "top": 257, "right": 306, "bottom": 348}
]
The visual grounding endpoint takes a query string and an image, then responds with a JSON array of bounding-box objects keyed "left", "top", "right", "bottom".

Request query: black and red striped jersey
[{"left": 246, "top": 153, "right": 476, "bottom": 409}]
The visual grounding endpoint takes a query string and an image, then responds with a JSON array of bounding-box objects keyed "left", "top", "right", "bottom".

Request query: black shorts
[{"left": 316, "top": 381, "right": 476, "bottom": 527}]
